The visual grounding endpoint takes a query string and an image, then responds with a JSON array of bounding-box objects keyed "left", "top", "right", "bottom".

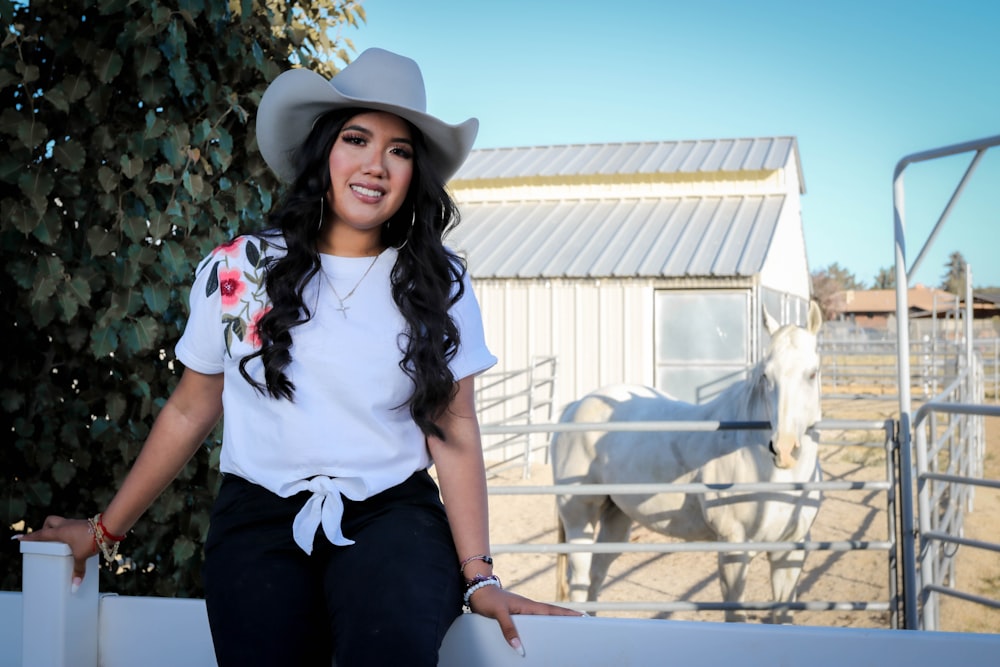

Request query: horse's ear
[
  {"left": 763, "top": 306, "right": 781, "bottom": 336},
  {"left": 807, "top": 299, "right": 823, "bottom": 334}
]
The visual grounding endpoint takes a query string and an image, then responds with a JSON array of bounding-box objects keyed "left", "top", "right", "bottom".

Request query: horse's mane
[
  {"left": 700, "top": 360, "right": 766, "bottom": 421},
  {"left": 711, "top": 325, "right": 795, "bottom": 419}
]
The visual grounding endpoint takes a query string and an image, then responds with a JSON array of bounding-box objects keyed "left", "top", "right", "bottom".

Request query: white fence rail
[{"left": 6, "top": 550, "right": 1000, "bottom": 667}]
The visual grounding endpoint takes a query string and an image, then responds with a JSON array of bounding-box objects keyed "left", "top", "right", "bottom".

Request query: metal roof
[
  {"left": 453, "top": 137, "right": 802, "bottom": 187},
  {"left": 447, "top": 194, "right": 785, "bottom": 279}
]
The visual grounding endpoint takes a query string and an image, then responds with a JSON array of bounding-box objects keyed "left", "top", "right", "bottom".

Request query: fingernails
[
  {"left": 509, "top": 637, "right": 525, "bottom": 658},
  {"left": 10, "top": 535, "right": 22, "bottom": 541},
  {"left": 70, "top": 577, "right": 81, "bottom": 594},
  {"left": 580, "top": 612, "right": 591, "bottom": 617}
]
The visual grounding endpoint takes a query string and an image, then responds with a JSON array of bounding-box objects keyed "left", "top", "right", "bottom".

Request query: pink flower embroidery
[
  {"left": 247, "top": 307, "right": 270, "bottom": 348},
  {"left": 214, "top": 237, "right": 244, "bottom": 257},
  {"left": 218, "top": 268, "right": 247, "bottom": 308}
]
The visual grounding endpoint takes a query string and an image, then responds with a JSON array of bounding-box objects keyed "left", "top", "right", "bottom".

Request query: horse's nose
[{"left": 769, "top": 435, "right": 798, "bottom": 469}]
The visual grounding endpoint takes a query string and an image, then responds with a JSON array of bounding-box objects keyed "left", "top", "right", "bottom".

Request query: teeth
[{"left": 351, "top": 185, "right": 382, "bottom": 198}]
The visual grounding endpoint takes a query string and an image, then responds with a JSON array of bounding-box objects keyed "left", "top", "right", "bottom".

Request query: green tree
[
  {"left": 810, "top": 262, "right": 864, "bottom": 319},
  {"left": 873, "top": 265, "right": 896, "bottom": 289},
  {"left": 940, "top": 250, "right": 968, "bottom": 296},
  {"left": 2, "top": 0, "right": 364, "bottom": 597}
]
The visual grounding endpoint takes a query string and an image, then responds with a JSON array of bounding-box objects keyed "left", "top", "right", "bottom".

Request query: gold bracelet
[{"left": 88, "top": 513, "right": 122, "bottom": 565}]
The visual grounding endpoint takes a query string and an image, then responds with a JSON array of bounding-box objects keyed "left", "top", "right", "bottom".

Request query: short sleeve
[
  {"left": 448, "top": 270, "right": 497, "bottom": 381},
  {"left": 174, "top": 253, "right": 227, "bottom": 374}
]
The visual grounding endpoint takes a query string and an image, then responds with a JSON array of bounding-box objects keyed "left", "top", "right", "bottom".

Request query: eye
[
  {"left": 390, "top": 145, "right": 412, "bottom": 159},
  {"left": 341, "top": 133, "right": 366, "bottom": 146},
  {"left": 808, "top": 369, "right": 818, "bottom": 381}
]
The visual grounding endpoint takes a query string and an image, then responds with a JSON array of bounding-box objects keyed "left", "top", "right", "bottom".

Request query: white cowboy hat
[{"left": 256, "top": 48, "right": 479, "bottom": 183}]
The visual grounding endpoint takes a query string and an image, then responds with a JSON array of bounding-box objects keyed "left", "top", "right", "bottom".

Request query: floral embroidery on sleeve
[{"left": 202, "top": 236, "right": 272, "bottom": 357}]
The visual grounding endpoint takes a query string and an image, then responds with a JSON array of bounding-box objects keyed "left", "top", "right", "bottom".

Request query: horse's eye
[{"left": 808, "top": 370, "right": 818, "bottom": 381}]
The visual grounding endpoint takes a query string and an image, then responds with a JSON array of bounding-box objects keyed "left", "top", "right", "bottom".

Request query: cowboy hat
[{"left": 256, "top": 48, "right": 479, "bottom": 183}]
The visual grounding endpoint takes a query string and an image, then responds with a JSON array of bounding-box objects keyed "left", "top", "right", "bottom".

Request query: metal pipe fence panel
[
  {"left": 911, "top": 398, "right": 1000, "bottom": 630},
  {"left": 482, "top": 418, "right": 901, "bottom": 624}
]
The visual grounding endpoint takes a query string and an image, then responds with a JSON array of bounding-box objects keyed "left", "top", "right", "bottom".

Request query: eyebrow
[{"left": 342, "top": 124, "right": 413, "bottom": 146}]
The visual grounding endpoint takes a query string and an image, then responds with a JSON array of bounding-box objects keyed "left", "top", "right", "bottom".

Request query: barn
[{"left": 446, "top": 137, "right": 812, "bottom": 454}]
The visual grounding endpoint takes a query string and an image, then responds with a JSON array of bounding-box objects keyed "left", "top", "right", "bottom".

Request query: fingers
[
  {"left": 494, "top": 606, "right": 525, "bottom": 658},
  {"left": 16, "top": 516, "right": 67, "bottom": 542},
  {"left": 71, "top": 557, "right": 88, "bottom": 594},
  {"left": 13, "top": 517, "right": 97, "bottom": 593},
  {"left": 471, "top": 587, "right": 589, "bottom": 658},
  {"left": 43, "top": 515, "right": 68, "bottom": 530},
  {"left": 503, "top": 590, "right": 587, "bottom": 617},
  {"left": 528, "top": 600, "right": 585, "bottom": 617},
  {"left": 16, "top": 527, "right": 49, "bottom": 542},
  {"left": 468, "top": 586, "right": 526, "bottom": 657}
]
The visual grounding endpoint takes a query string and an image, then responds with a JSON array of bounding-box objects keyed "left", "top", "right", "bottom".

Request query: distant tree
[
  {"left": 810, "top": 262, "right": 864, "bottom": 319},
  {"left": 2, "top": 0, "right": 365, "bottom": 598},
  {"left": 940, "top": 251, "right": 969, "bottom": 296},
  {"left": 873, "top": 265, "right": 896, "bottom": 289}
]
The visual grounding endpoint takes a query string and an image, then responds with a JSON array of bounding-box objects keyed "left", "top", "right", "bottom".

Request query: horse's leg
[
  {"left": 767, "top": 547, "right": 806, "bottom": 624},
  {"left": 556, "top": 494, "right": 604, "bottom": 603},
  {"left": 717, "top": 548, "right": 756, "bottom": 622},
  {"left": 588, "top": 500, "right": 633, "bottom": 603}
]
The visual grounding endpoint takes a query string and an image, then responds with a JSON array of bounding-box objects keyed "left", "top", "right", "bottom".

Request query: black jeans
[{"left": 202, "top": 470, "right": 463, "bottom": 667}]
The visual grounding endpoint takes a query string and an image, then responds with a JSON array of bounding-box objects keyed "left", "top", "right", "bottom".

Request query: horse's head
[{"left": 756, "top": 301, "right": 823, "bottom": 469}]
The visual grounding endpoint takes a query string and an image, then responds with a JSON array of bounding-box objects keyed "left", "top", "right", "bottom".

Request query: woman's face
[{"left": 325, "top": 110, "right": 414, "bottom": 238}]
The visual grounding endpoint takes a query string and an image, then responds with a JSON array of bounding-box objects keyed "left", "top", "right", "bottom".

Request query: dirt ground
[{"left": 479, "top": 396, "right": 1000, "bottom": 634}]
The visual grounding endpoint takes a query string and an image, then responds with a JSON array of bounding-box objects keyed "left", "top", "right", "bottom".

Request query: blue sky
[{"left": 348, "top": 0, "right": 999, "bottom": 288}]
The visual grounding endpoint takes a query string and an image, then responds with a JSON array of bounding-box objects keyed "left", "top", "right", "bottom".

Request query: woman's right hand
[{"left": 17, "top": 516, "right": 97, "bottom": 591}]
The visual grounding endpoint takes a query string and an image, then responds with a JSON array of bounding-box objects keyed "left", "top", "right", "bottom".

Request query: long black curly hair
[{"left": 239, "top": 107, "right": 466, "bottom": 439}]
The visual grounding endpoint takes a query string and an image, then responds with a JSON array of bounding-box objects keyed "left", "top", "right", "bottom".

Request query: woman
[{"left": 20, "top": 48, "right": 581, "bottom": 665}]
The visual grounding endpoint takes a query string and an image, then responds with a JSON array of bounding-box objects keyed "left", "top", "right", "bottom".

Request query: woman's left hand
[{"left": 468, "top": 583, "right": 585, "bottom": 657}]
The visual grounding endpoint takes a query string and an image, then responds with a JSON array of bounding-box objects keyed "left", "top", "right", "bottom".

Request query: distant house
[
  {"left": 829, "top": 286, "right": 961, "bottom": 329},
  {"left": 970, "top": 290, "right": 1000, "bottom": 320},
  {"left": 830, "top": 286, "right": 999, "bottom": 329},
  {"left": 446, "top": 136, "right": 811, "bottom": 420}
]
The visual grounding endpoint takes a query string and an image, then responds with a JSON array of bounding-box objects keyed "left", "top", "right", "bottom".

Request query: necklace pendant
[{"left": 321, "top": 250, "right": 383, "bottom": 321}]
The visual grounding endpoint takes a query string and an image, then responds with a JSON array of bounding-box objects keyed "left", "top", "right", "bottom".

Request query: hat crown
[{"left": 331, "top": 48, "right": 427, "bottom": 113}]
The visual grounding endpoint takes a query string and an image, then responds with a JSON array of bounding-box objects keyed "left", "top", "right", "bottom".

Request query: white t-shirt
[{"left": 175, "top": 234, "right": 497, "bottom": 553}]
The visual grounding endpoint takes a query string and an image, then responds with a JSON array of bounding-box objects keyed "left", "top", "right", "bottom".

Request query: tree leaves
[
  {"left": 53, "top": 140, "right": 86, "bottom": 171},
  {"left": 86, "top": 227, "right": 119, "bottom": 256},
  {"left": 16, "top": 118, "right": 47, "bottom": 149},
  {"left": 135, "top": 46, "right": 162, "bottom": 78},
  {"left": 1, "top": 0, "right": 365, "bottom": 598},
  {"left": 93, "top": 48, "right": 124, "bottom": 83}
]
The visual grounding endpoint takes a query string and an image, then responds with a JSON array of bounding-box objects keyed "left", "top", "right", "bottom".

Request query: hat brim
[{"left": 257, "top": 68, "right": 478, "bottom": 183}]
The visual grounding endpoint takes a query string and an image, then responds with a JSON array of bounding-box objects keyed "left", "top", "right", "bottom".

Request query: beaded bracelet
[
  {"left": 459, "top": 553, "right": 493, "bottom": 575},
  {"left": 87, "top": 513, "right": 124, "bottom": 565},
  {"left": 463, "top": 574, "right": 502, "bottom": 609}
]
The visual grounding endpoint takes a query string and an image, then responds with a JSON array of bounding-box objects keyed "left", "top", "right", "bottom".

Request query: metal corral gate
[
  {"left": 892, "top": 133, "right": 1000, "bottom": 630},
  {"left": 481, "top": 364, "right": 996, "bottom": 630},
  {"left": 482, "top": 417, "right": 904, "bottom": 624}
]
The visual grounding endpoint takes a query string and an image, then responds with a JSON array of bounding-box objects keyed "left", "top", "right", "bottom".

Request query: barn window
[{"left": 654, "top": 290, "right": 750, "bottom": 404}]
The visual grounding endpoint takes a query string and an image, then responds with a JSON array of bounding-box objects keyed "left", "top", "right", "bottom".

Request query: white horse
[{"left": 551, "top": 303, "right": 824, "bottom": 622}]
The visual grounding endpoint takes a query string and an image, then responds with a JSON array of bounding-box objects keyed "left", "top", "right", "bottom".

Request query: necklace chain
[{"left": 320, "top": 251, "right": 383, "bottom": 318}]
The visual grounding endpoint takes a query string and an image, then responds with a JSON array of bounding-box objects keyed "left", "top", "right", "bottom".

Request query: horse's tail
[{"left": 555, "top": 512, "right": 569, "bottom": 601}]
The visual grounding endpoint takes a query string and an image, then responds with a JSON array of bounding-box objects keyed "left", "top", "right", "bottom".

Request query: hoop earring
[
  {"left": 393, "top": 210, "right": 414, "bottom": 250},
  {"left": 317, "top": 198, "right": 325, "bottom": 232}
]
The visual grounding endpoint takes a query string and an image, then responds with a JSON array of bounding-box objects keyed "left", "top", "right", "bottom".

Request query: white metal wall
[{"left": 472, "top": 278, "right": 655, "bottom": 423}]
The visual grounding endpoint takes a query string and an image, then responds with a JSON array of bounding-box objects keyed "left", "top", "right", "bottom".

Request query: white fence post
[{"left": 20, "top": 541, "right": 98, "bottom": 667}]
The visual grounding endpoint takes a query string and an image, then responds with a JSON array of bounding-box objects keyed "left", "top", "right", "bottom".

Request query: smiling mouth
[{"left": 351, "top": 185, "right": 383, "bottom": 198}]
